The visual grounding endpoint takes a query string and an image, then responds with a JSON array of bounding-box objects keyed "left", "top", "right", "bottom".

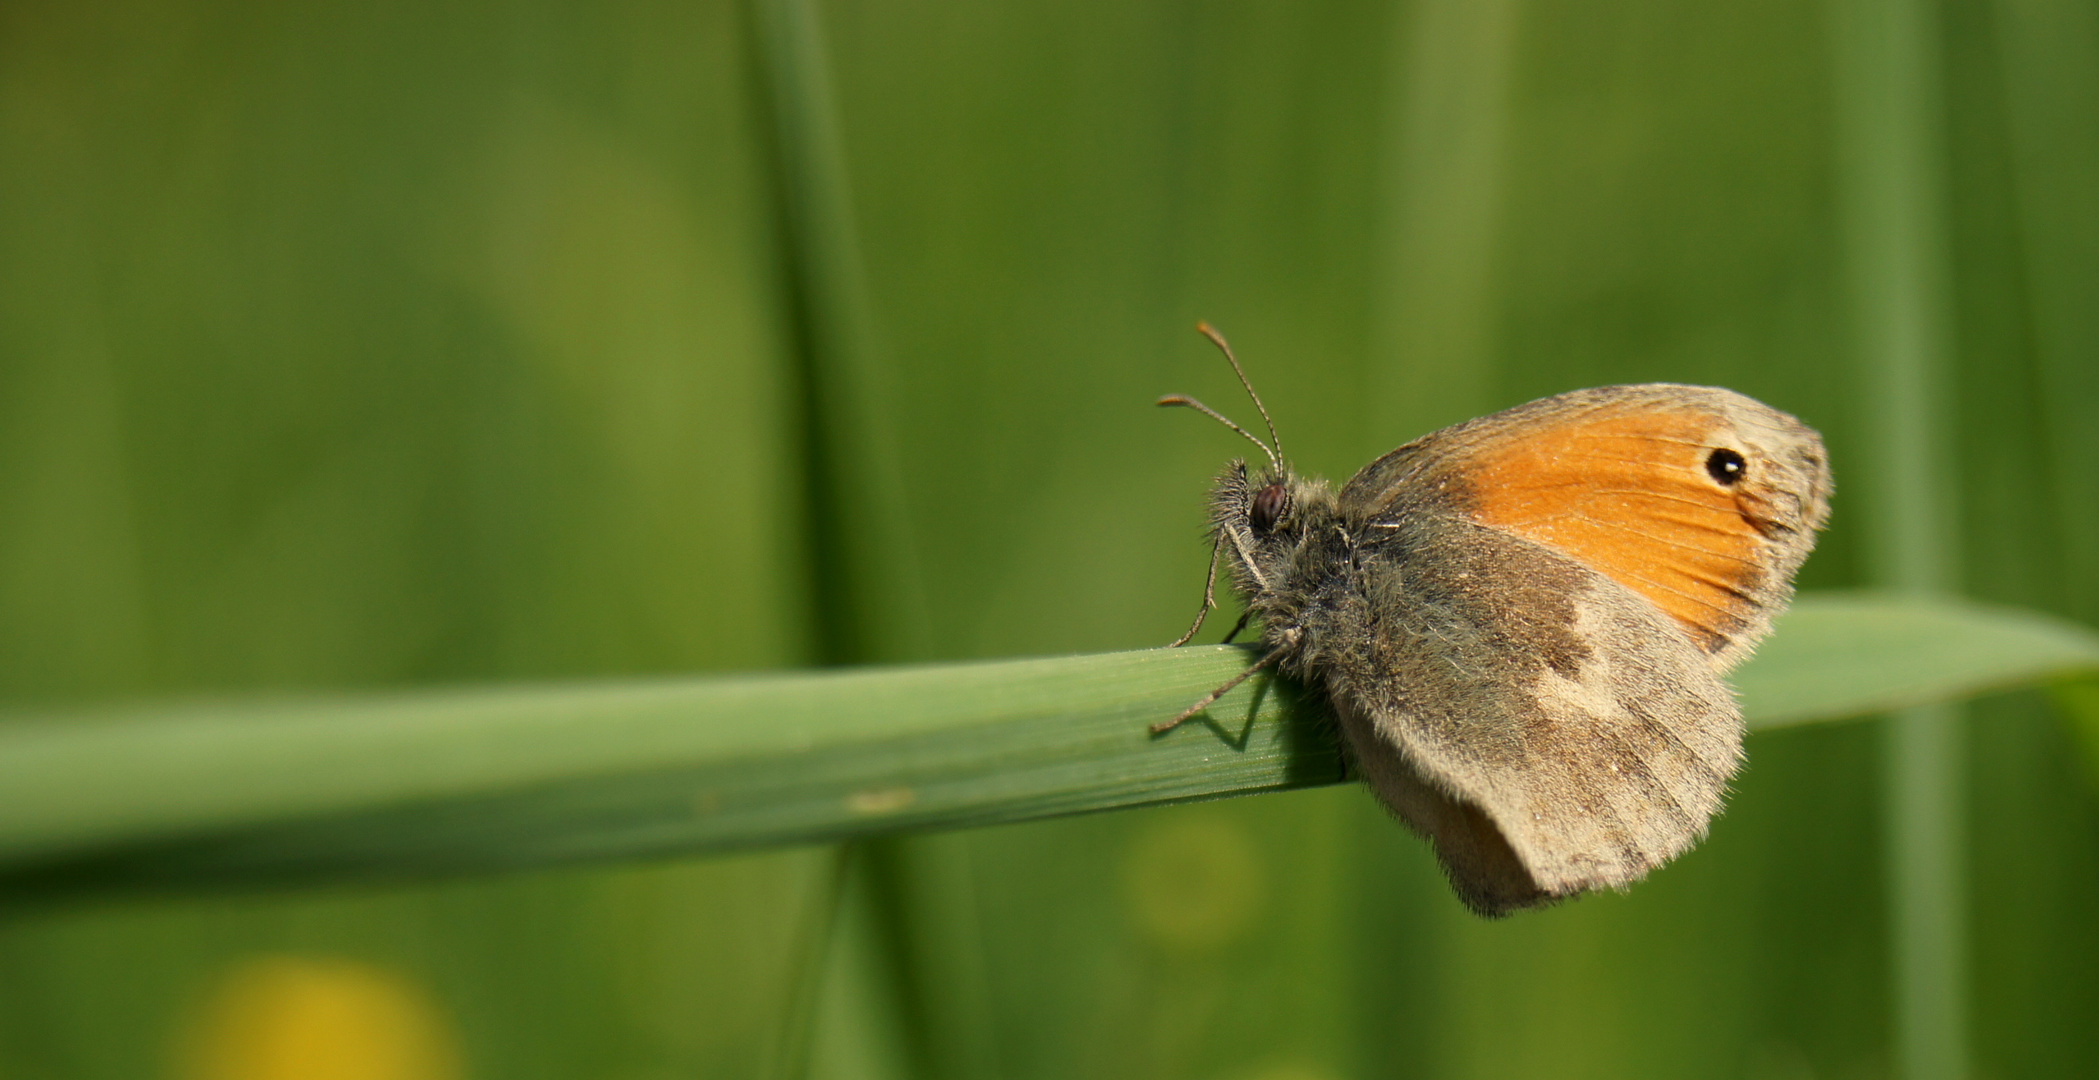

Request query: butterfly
[{"left": 1155, "top": 324, "right": 1832, "bottom": 915}]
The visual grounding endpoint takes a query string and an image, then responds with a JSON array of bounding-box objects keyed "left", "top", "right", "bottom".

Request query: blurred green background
[{"left": 1, "top": 0, "right": 2095, "bottom": 1077}]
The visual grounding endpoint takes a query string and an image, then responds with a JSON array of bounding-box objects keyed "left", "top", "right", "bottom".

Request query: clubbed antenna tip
[{"left": 1194, "top": 322, "right": 1283, "bottom": 465}]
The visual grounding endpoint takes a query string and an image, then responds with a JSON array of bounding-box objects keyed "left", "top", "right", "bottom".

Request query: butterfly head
[
  {"left": 1249, "top": 477, "right": 1290, "bottom": 534},
  {"left": 1209, "top": 460, "right": 1343, "bottom": 634},
  {"left": 1160, "top": 325, "right": 1360, "bottom": 651}
]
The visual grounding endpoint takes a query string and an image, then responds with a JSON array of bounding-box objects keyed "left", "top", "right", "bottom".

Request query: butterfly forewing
[{"left": 1340, "top": 385, "right": 1830, "bottom": 670}]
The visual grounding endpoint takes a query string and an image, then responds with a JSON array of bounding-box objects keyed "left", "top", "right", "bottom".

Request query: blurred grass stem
[
  {"left": 749, "top": 0, "right": 932, "bottom": 666},
  {"left": 1831, "top": 0, "right": 1968, "bottom": 1074}
]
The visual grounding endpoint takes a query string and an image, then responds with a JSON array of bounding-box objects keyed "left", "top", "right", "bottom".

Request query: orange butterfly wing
[
  {"left": 1461, "top": 408, "right": 1762, "bottom": 654},
  {"left": 1345, "top": 385, "right": 1829, "bottom": 666}
]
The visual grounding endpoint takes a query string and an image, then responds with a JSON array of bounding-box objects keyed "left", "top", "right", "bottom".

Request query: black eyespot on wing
[
  {"left": 1251, "top": 482, "right": 1288, "bottom": 533},
  {"left": 1705, "top": 448, "right": 1747, "bottom": 486}
]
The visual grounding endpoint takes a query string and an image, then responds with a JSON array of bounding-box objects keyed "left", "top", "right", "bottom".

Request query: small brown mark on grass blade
[{"left": 846, "top": 787, "right": 917, "bottom": 815}]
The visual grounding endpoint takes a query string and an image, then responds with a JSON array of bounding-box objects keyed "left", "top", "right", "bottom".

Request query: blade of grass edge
[{"left": 0, "top": 594, "right": 2090, "bottom": 902}]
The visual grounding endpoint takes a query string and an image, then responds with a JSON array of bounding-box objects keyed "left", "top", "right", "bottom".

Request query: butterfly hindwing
[{"left": 1307, "top": 514, "right": 1742, "bottom": 914}]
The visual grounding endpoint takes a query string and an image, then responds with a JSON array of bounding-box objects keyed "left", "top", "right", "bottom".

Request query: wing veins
[
  {"left": 1491, "top": 479, "right": 1751, "bottom": 519},
  {"left": 1512, "top": 506, "right": 1748, "bottom": 541},
  {"left": 1553, "top": 517, "right": 1759, "bottom": 603},
  {"left": 1577, "top": 488, "right": 1748, "bottom": 514},
  {"left": 1565, "top": 432, "right": 1716, "bottom": 449},
  {"left": 1610, "top": 573, "right": 1743, "bottom": 620},
  {"left": 1546, "top": 513, "right": 1760, "bottom": 567}
]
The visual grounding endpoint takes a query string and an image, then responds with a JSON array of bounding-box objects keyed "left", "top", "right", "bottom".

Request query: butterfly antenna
[
  {"left": 1156, "top": 395, "right": 1281, "bottom": 471},
  {"left": 1196, "top": 322, "right": 1283, "bottom": 464}
]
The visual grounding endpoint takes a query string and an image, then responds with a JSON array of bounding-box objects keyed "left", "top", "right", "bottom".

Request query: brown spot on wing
[{"left": 1459, "top": 408, "right": 1764, "bottom": 653}]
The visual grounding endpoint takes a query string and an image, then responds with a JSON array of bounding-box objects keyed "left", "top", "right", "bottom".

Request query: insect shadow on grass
[{"left": 1154, "top": 645, "right": 1349, "bottom": 787}]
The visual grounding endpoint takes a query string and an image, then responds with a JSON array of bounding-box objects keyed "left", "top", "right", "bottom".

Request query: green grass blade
[
  {"left": 1742, "top": 593, "right": 2099, "bottom": 729},
  {"left": 0, "top": 647, "right": 1337, "bottom": 899},
  {"left": 0, "top": 593, "right": 2092, "bottom": 900}
]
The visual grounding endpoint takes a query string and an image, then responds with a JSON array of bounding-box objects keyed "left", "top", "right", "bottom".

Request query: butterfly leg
[
  {"left": 1167, "top": 534, "right": 1226, "bottom": 647},
  {"left": 1151, "top": 634, "right": 1296, "bottom": 734}
]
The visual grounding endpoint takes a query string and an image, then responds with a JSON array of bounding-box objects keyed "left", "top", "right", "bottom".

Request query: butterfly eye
[
  {"left": 1706, "top": 448, "right": 1747, "bottom": 486},
  {"left": 1251, "top": 482, "right": 1288, "bottom": 532}
]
